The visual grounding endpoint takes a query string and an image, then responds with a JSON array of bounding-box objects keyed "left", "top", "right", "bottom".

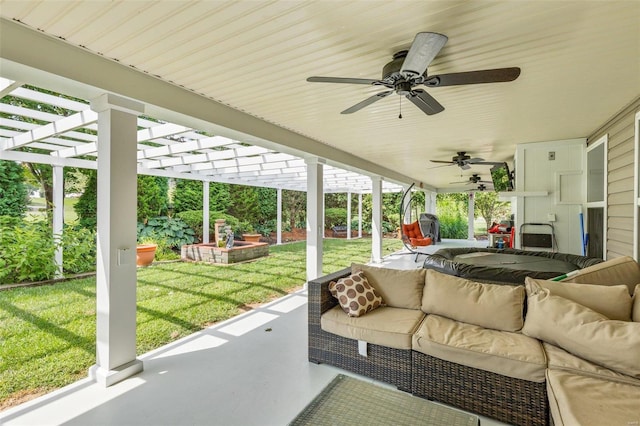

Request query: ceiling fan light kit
[{"left": 307, "top": 31, "right": 520, "bottom": 116}]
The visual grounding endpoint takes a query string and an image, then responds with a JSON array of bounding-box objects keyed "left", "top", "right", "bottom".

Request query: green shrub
[
  {"left": 137, "top": 216, "right": 196, "bottom": 248},
  {"left": 137, "top": 175, "right": 168, "bottom": 223},
  {"left": 175, "top": 210, "right": 240, "bottom": 240},
  {"left": 62, "top": 224, "right": 96, "bottom": 274},
  {"left": 254, "top": 220, "right": 275, "bottom": 237},
  {"left": 0, "top": 160, "right": 28, "bottom": 217},
  {"left": 438, "top": 211, "right": 468, "bottom": 239},
  {"left": 74, "top": 171, "right": 97, "bottom": 229},
  {"left": 324, "top": 208, "right": 347, "bottom": 228},
  {"left": 0, "top": 217, "right": 57, "bottom": 284}
]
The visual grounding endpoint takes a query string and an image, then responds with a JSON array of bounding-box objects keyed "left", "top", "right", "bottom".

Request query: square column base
[{"left": 89, "top": 359, "right": 143, "bottom": 387}]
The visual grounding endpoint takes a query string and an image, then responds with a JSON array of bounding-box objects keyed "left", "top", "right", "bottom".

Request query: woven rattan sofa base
[
  {"left": 307, "top": 267, "right": 412, "bottom": 392},
  {"left": 412, "top": 351, "right": 549, "bottom": 426}
]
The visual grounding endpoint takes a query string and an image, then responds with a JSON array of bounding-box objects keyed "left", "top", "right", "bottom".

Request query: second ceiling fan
[{"left": 307, "top": 32, "right": 520, "bottom": 116}]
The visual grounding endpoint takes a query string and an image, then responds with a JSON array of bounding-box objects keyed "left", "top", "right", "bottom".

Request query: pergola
[
  {"left": 0, "top": 78, "right": 423, "bottom": 261},
  {"left": 0, "top": 77, "right": 434, "bottom": 387}
]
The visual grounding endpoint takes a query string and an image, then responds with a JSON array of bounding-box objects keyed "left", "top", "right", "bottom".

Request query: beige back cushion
[
  {"left": 525, "top": 277, "right": 632, "bottom": 321},
  {"left": 422, "top": 269, "right": 525, "bottom": 332},
  {"left": 562, "top": 256, "right": 640, "bottom": 295},
  {"left": 633, "top": 284, "right": 640, "bottom": 322},
  {"left": 522, "top": 282, "right": 640, "bottom": 378},
  {"left": 351, "top": 263, "right": 425, "bottom": 310}
]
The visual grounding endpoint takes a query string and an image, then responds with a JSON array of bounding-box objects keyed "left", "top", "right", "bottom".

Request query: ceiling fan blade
[
  {"left": 427, "top": 163, "right": 454, "bottom": 169},
  {"left": 307, "top": 76, "right": 379, "bottom": 85},
  {"left": 400, "top": 32, "right": 448, "bottom": 77},
  {"left": 406, "top": 89, "right": 445, "bottom": 115},
  {"left": 425, "top": 67, "right": 521, "bottom": 87},
  {"left": 466, "top": 157, "right": 486, "bottom": 163},
  {"left": 341, "top": 90, "right": 393, "bottom": 114},
  {"left": 461, "top": 164, "right": 471, "bottom": 170},
  {"left": 430, "top": 160, "right": 454, "bottom": 164}
]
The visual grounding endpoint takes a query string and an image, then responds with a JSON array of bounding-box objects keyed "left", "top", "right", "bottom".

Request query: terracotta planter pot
[
  {"left": 136, "top": 244, "right": 157, "bottom": 267},
  {"left": 242, "top": 233, "right": 262, "bottom": 242}
]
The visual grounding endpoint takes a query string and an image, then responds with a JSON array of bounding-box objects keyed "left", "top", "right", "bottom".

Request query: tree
[
  {"left": 474, "top": 191, "right": 511, "bottom": 230},
  {"left": 0, "top": 160, "right": 28, "bottom": 217},
  {"left": 137, "top": 175, "right": 168, "bottom": 223},
  {"left": 282, "top": 189, "right": 306, "bottom": 230},
  {"left": 173, "top": 179, "right": 231, "bottom": 213},
  {"left": 74, "top": 170, "right": 98, "bottom": 229}
]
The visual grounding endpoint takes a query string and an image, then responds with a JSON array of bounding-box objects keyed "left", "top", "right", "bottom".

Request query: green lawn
[
  {"left": 0, "top": 237, "right": 403, "bottom": 409},
  {"left": 24, "top": 197, "right": 79, "bottom": 223}
]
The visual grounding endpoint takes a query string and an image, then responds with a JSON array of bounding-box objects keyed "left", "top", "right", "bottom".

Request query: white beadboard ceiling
[{"left": 0, "top": 1, "right": 638, "bottom": 191}]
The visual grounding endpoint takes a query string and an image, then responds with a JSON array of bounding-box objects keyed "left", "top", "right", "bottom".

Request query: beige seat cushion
[
  {"left": 562, "top": 256, "right": 640, "bottom": 295},
  {"left": 321, "top": 305, "right": 425, "bottom": 350},
  {"left": 422, "top": 269, "right": 525, "bottom": 332},
  {"left": 523, "top": 283, "right": 640, "bottom": 378},
  {"left": 543, "top": 343, "right": 640, "bottom": 387},
  {"left": 633, "top": 284, "right": 640, "bottom": 322},
  {"left": 525, "top": 277, "right": 632, "bottom": 320},
  {"left": 546, "top": 369, "right": 640, "bottom": 426},
  {"left": 412, "top": 314, "right": 546, "bottom": 382},
  {"left": 352, "top": 263, "right": 425, "bottom": 310}
]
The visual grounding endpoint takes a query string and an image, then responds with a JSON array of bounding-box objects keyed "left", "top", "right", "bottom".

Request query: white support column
[
  {"left": 306, "top": 158, "right": 323, "bottom": 282},
  {"left": 468, "top": 192, "right": 475, "bottom": 240},
  {"left": 89, "top": 93, "right": 144, "bottom": 387},
  {"left": 52, "top": 165, "right": 64, "bottom": 279},
  {"left": 425, "top": 190, "right": 437, "bottom": 214},
  {"left": 358, "top": 193, "right": 363, "bottom": 238},
  {"left": 277, "top": 188, "right": 282, "bottom": 245},
  {"left": 202, "top": 181, "right": 210, "bottom": 244},
  {"left": 371, "top": 176, "right": 383, "bottom": 263},
  {"left": 346, "top": 191, "right": 352, "bottom": 240}
]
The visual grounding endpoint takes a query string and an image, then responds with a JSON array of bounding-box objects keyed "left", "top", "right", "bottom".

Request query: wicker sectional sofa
[{"left": 307, "top": 257, "right": 640, "bottom": 426}]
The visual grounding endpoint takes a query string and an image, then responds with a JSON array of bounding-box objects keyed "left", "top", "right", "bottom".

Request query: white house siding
[{"left": 588, "top": 96, "right": 640, "bottom": 259}]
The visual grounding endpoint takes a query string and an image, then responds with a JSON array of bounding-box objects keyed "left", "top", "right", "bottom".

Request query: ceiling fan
[
  {"left": 306, "top": 32, "right": 520, "bottom": 116},
  {"left": 450, "top": 173, "right": 492, "bottom": 185},
  {"left": 430, "top": 151, "right": 494, "bottom": 170}
]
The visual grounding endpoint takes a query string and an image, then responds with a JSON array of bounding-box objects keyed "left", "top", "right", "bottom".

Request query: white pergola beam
[
  {"left": 0, "top": 77, "right": 23, "bottom": 97},
  {"left": 138, "top": 135, "right": 232, "bottom": 159},
  {"left": 137, "top": 123, "right": 191, "bottom": 142},
  {"left": 1, "top": 109, "right": 98, "bottom": 150}
]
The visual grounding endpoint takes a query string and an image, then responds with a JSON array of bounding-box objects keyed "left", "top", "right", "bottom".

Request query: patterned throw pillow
[{"left": 329, "top": 271, "right": 383, "bottom": 317}]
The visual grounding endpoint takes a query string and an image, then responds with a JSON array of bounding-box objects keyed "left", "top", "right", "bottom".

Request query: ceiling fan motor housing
[{"left": 382, "top": 51, "right": 408, "bottom": 81}]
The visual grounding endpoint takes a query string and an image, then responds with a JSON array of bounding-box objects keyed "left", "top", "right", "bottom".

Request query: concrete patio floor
[{"left": 1, "top": 240, "right": 506, "bottom": 426}]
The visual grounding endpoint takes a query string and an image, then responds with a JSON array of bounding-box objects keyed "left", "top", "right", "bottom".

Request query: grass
[
  {"left": 0, "top": 237, "right": 403, "bottom": 410},
  {"left": 24, "top": 197, "right": 79, "bottom": 223}
]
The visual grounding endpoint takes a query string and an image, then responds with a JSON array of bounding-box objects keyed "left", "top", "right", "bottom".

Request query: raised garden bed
[{"left": 181, "top": 241, "right": 269, "bottom": 264}]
